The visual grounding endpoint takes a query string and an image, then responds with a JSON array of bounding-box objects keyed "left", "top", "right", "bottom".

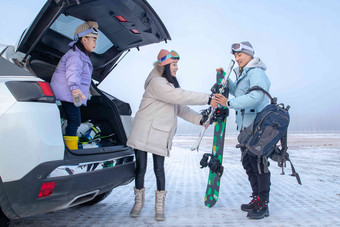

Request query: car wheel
[
  {"left": 0, "top": 209, "right": 10, "bottom": 227},
  {"left": 80, "top": 190, "right": 112, "bottom": 206}
]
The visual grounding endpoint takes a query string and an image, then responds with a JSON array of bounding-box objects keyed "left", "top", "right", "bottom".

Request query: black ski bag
[{"left": 237, "top": 86, "right": 301, "bottom": 185}]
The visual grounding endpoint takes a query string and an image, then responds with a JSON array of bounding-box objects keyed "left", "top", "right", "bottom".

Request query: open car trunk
[
  {"left": 56, "top": 84, "right": 133, "bottom": 154},
  {"left": 17, "top": 0, "right": 171, "bottom": 83},
  {"left": 15, "top": 0, "right": 171, "bottom": 154}
]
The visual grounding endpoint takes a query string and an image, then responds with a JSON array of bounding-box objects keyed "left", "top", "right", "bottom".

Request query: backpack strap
[
  {"left": 257, "top": 156, "right": 262, "bottom": 174},
  {"left": 240, "top": 146, "right": 247, "bottom": 162},
  {"left": 240, "top": 86, "right": 274, "bottom": 130},
  {"left": 287, "top": 159, "right": 302, "bottom": 185},
  {"left": 240, "top": 109, "right": 245, "bottom": 131},
  {"left": 263, "top": 156, "right": 269, "bottom": 174},
  {"left": 256, "top": 156, "right": 269, "bottom": 174},
  {"left": 280, "top": 132, "right": 302, "bottom": 185},
  {"left": 278, "top": 133, "right": 288, "bottom": 175},
  {"left": 246, "top": 86, "right": 276, "bottom": 104}
]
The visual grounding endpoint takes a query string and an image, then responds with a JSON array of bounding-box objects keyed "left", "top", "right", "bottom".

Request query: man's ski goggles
[
  {"left": 231, "top": 43, "right": 254, "bottom": 52},
  {"left": 158, "top": 50, "right": 180, "bottom": 64}
]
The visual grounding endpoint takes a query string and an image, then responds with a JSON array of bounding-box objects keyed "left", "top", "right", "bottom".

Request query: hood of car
[{"left": 16, "top": 0, "right": 171, "bottom": 83}]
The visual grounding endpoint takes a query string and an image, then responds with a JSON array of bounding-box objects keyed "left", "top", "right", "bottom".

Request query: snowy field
[{"left": 10, "top": 133, "right": 340, "bottom": 226}]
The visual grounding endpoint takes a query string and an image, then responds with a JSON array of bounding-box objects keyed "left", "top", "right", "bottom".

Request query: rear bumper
[{"left": 0, "top": 148, "right": 135, "bottom": 219}]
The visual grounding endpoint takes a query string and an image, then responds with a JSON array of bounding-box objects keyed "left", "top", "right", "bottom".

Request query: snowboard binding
[
  {"left": 200, "top": 107, "right": 214, "bottom": 125},
  {"left": 200, "top": 153, "right": 224, "bottom": 176},
  {"left": 210, "top": 83, "right": 229, "bottom": 97},
  {"left": 213, "top": 107, "right": 229, "bottom": 122}
]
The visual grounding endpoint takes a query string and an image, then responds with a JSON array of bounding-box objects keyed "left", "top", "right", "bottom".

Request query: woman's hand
[
  {"left": 213, "top": 94, "right": 228, "bottom": 107},
  {"left": 202, "top": 121, "right": 210, "bottom": 128},
  {"left": 209, "top": 97, "right": 219, "bottom": 108},
  {"left": 216, "top": 67, "right": 224, "bottom": 74}
]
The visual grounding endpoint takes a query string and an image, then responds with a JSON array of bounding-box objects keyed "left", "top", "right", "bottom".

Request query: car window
[{"left": 50, "top": 14, "right": 113, "bottom": 54}]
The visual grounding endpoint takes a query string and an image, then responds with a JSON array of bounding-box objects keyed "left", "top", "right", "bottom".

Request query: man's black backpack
[{"left": 236, "top": 86, "right": 301, "bottom": 185}]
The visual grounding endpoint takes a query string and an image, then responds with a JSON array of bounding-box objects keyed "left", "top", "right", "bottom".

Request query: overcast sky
[{"left": 1, "top": 0, "right": 339, "bottom": 132}]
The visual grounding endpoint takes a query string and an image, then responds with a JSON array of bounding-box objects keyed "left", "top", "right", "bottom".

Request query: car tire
[
  {"left": 80, "top": 190, "right": 112, "bottom": 206},
  {"left": 0, "top": 209, "right": 10, "bottom": 227}
]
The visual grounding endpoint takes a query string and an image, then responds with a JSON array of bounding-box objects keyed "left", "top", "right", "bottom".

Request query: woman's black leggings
[{"left": 134, "top": 149, "right": 165, "bottom": 191}]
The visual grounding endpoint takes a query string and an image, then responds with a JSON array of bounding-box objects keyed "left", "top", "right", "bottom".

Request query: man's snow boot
[
  {"left": 247, "top": 196, "right": 269, "bottom": 219},
  {"left": 155, "top": 190, "right": 167, "bottom": 221},
  {"left": 130, "top": 187, "right": 145, "bottom": 218},
  {"left": 241, "top": 195, "right": 258, "bottom": 212}
]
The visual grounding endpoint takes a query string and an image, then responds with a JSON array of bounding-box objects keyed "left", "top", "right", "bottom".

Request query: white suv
[{"left": 0, "top": 0, "right": 170, "bottom": 225}]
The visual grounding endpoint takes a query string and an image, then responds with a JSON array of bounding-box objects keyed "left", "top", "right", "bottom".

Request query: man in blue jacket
[{"left": 214, "top": 41, "right": 271, "bottom": 219}]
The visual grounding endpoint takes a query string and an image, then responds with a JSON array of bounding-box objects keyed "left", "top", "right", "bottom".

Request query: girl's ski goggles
[
  {"left": 74, "top": 27, "right": 99, "bottom": 40},
  {"left": 69, "top": 27, "right": 99, "bottom": 47},
  {"left": 231, "top": 43, "right": 254, "bottom": 52},
  {"left": 158, "top": 50, "right": 180, "bottom": 64}
]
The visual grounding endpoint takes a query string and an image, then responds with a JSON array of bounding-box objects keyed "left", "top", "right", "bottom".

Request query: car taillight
[
  {"left": 38, "top": 182, "right": 56, "bottom": 198},
  {"left": 38, "top": 81, "right": 54, "bottom": 96},
  {"left": 5, "top": 81, "right": 55, "bottom": 103}
]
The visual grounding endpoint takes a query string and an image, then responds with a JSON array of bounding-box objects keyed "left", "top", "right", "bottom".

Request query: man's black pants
[{"left": 242, "top": 152, "right": 271, "bottom": 201}]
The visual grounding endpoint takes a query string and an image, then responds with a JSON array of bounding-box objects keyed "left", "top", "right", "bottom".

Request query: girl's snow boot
[
  {"left": 155, "top": 190, "right": 167, "bottom": 221},
  {"left": 130, "top": 187, "right": 145, "bottom": 218}
]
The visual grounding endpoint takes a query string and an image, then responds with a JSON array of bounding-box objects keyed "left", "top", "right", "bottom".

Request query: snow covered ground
[{"left": 10, "top": 133, "right": 340, "bottom": 226}]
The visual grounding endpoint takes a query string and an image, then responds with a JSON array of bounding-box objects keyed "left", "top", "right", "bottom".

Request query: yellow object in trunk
[{"left": 63, "top": 136, "right": 79, "bottom": 150}]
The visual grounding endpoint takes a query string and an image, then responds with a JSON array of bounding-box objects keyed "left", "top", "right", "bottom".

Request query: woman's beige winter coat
[{"left": 127, "top": 66, "right": 210, "bottom": 157}]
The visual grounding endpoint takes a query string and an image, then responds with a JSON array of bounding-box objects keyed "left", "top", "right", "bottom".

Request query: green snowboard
[{"left": 203, "top": 72, "right": 229, "bottom": 208}]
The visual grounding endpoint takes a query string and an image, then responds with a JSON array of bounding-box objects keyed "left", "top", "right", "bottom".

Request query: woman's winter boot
[
  {"left": 247, "top": 196, "right": 269, "bottom": 219},
  {"left": 130, "top": 187, "right": 145, "bottom": 218},
  {"left": 241, "top": 195, "right": 258, "bottom": 212},
  {"left": 155, "top": 190, "right": 167, "bottom": 221}
]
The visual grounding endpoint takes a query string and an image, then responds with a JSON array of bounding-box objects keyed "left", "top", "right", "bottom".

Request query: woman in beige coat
[{"left": 127, "top": 49, "right": 215, "bottom": 221}]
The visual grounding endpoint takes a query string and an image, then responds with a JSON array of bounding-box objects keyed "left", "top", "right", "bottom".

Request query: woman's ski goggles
[
  {"left": 158, "top": 50, "right": 180, "bottom": 64},
  {"left": 231, "top": 43, "right": 254, "bottom": 52}
]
